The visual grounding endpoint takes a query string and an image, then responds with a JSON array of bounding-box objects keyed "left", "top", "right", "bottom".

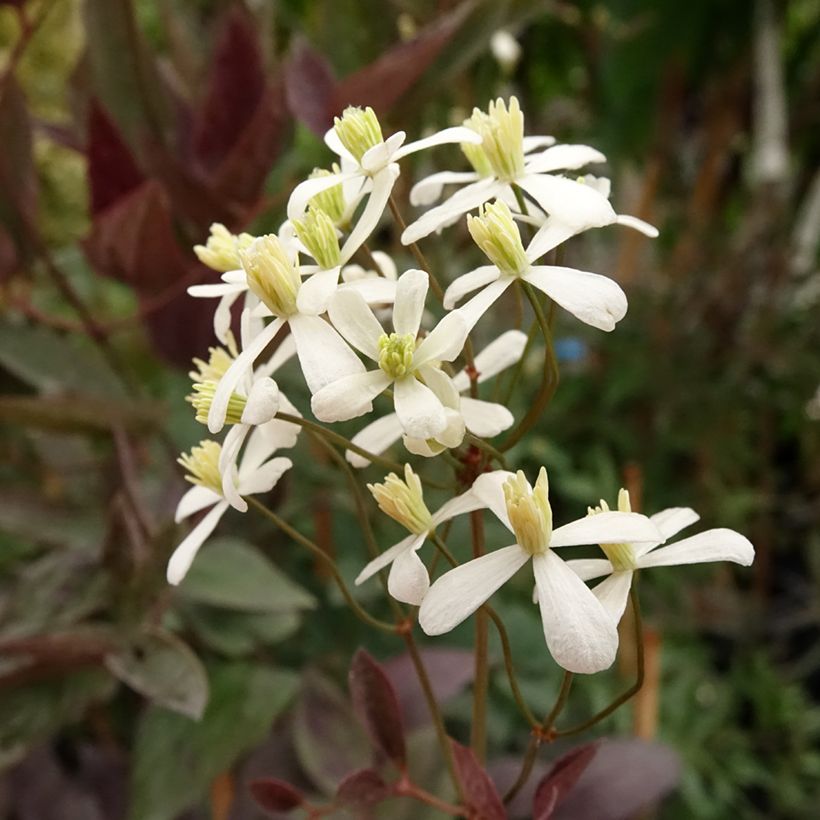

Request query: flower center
[
  {"left": 194, "top": 223, "right": 254, "bottom": 272},
  {"left": 188, "top": 381, "right": 246, "bottom": 426},
  {"left": 588, "top": 489, "right": 638, "bottom": 571},
  {"left": 378, "top": 332, "right": 416, "bottom": 379},
  {"left": 334, "top": 106, "right": 384, "bottom": 162},
  {"left": 308, "top": 164, "right": 346, "bottom": 224},
  {"left": 368, "top": 464, "right": 433, "bottom": 535},
  {"left": 503, "top": 467, "right": 552, "bottom": 555},
  {"left": 293, "top": 205, "right": 341, "bottom": 270},
  {"left": 467, "top": 200, "right": 529, "bottom": 276},
  {"left": 178, "top": 440, "right": 223, "bottom": 494},
  {"left": 189, "top": 341, "right": 236, "bottom": 385},
  {"left": 464, "top": 97, "right": 524, "bottom": 181},
  {"left": 240, "top": 235, "right": 301, "bottom": 317}
]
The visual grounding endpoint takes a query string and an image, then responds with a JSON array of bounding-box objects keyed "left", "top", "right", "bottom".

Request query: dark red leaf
[
  {"left": 193, "top": 5, "right": 266, "bottom": 169},
  {"left": 543, "top": 738, "right": 681, "bottom": 820},
  {"left": 83, "top": 180, "right": 188, "bottom": 291},
  {"left": 211, "top": 79, "right": 289, "bottom": 214},
  {"left": 383, "top": 648, "right": 474, "bottom": 730},
  {"left": 86, "top": 100, "right": 145, "bottom": 215},
  {"left": 450, "top": 740, "right": 506, "bottom": 820},
  {"left": 349, "top": 649, "right": 406, "bottom": 769},
  {"left": 336, "top": 768, "right": 391, "bottom": 809},
  {"left": 333, "top": 3, "right": 471, "bottom": 115},
  {"left": 533, "top": 742, "right": 600, "bottom": 820},
  {"left": 284, "top": 38, "right": 337, "bottom": 136},
  {"left": 250, "top": 778, "right": 304, "bottom": 813}
]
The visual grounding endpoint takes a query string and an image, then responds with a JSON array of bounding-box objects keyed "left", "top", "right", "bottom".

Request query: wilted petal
[
  {"left": 524, "top": 266, "right": 627, "bottom": 332},
  {"left": 592, "top": 570, "right": 634, "bottom": 624},
  {"left": 289, "top": 313, "right": 365, "bottom": 394},
  {"left": 637, "top": 529, "right": 754, "bottom": 569},
  {"left": 388, "top": 547, "right": 430, "bottom": 605},
  {"left": 550, "top": 511, "right": 661, "bottom": 548},
  {"left": 419, "top": 544, "right": 530, "bottom": 635},
  {"left": 167, "top": 501, "right": 229, "bottom": 585},
  {"left": 532, "top": 551, "right": 618, "bottom": 674},
  {"left": 311, "top": 369, "right": 391, "bottom": 423}
]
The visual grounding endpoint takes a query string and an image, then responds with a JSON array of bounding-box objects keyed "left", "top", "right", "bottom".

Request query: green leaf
[
  {"left": 105, "top": 628, "right": 208, "bottom": 719},
  {"left": 129, "top": 662, "right": 298, "bottom": 820},
  {"left": 177, "top": 537, "right": 317, "bottom": 613}
]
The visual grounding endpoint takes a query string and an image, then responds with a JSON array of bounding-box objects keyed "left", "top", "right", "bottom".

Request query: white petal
[
  {"left": 214, "top": 291, "right": 241, "bottom": 344},
  {"left": 460, "top": 397, "right": 514, "bottom": 437},
  {"left": 564, "top": 558, "right": 614, "bottom": 582},
  {"left": 522, "top": 135, "right": 556, "bottom": 152},
  {"left": 238, "top": 456, "right": 293, "bottom": 497},
  {"left": 393, "top": 376, "right": 446, "bottom": 439},
  {"left": 296, "top": 267, "right": 342, "bottom": 315},
  {"left": 525, "top": 220, "right": 581, "bottom": 263},
  {"left": 401, "top": 178, "right": 504, "bottom": 245},
  {"left": 443, "top": 265, "right": 501, "bottom": 310},
  {"left": 533, "top": 551, "right": 618, "bottom": 674},
  {"left": 346, "top": 413, "right": 403, "bottom": 468},
  {"left": 393, "top": 126, "right": 482, "bottom": 160},
  {"left": 356, "top": 533, "right": 423, "bottom": 585},
  {"left": 419, "top": 544, "right": 530, "bottom": 635},
  {"left": 517, "top": 174, "right": 616, "bottom": 230},
  {"left": 650, "top": 507, "right": 701, "bottom": 540},
  {"left": 615, "top": 214, "right": 659, "bottom": 237},
  {"left": 393, "top": 268, "right": 429, "bottom": 336},
  {"left": 418, "top": 364, "right": 459, "bottom": 408},
  {"left": 453, "top": 329, "right": 528, "bottom": 390},
  {"left": 237, "top": 422, "right": 279, "bottom": 477},
  {"left": 328, "top": 287, "right": 383, "bottom": 359},
  {"left": 637, "top": 529, "right": 754, "bottom": 569},
  {"left": 342, "top": 277, "right": 397, "bottom": 305},
  {"left": 254, "top": 333, "right": 297, "bottom": 379},
  {"left": 592, "top": 571, "right": 634, "bottom": 624},
  {"left": 311, "top": 369, "right": 391, "bottom": 423},
  {"left": 289, "top": 313, "right": 365, "bottom": 394},
  {"left": 410, "top": 171, "right": 479, "bottom": 207},
  {"left": 431, "top": 488, "right": 486, "bottom": 526},
  {"left": 287, "top": 171, "right": 358, "bottom": 221},
  {"left": 220, "top": 425, "right": 251, "bottom": 512},
  {"left": 524, "top": 266, "right": 627, "bottom": 332},
  {"left": 208, "top": 319, "right": 283, "bottom": 434},
  {"left": 167, "top": 501, "right": 229, "bottom": 585},
  {"left": 241, "top": 378, "right": 280, "bottom": 425},
  {"left": 413, "top": 311, "right": 468, "bottom": 366},
  {"left": 361, "top": 133, "right": 405, "bottom": 173},
  {"left": 470, "top": 470, "right": 515, "bottom": 531},
  {"left": 388, "top": 548, "right": 430, "bottom": 605},
  {"left": 339, "top": 166, "right": 398, "bottom": 263},
  {"left": 550, "top": 511, "right": 661, "bottom": 548},
  {"left": 453, "top": 277, "right": 512, "bottom": 333},
  {"left": 523, "top": 144, "right": 606, "bottom": 175},
  {"left": 323, "top": 126, "right": 354, "bottom": 161},
  {"left": 188, "top": 282, "right": 245, "bottom": 298},
  {"left": 222, "top": 269, "right": 248, "bottom": 285},
  {"left": 175, "top": 485, "right": 220, "bottom": 523}
]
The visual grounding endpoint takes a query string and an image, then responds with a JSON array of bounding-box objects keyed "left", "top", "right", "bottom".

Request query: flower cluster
[{"left": 170, "top": 99, "right": 754, "bottom": 679}]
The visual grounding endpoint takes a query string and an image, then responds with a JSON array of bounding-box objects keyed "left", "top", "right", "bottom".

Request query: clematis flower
[
  {"left": 287, "top": 106, "right": 482, "bottom": 257},
  {"left": 346, "top": 329, "right": 527, "bottom": 467},
  {"left": 565, "top": 490, "right": 755, "bottom": 624},
  {"left": 169, "top": 437, "right": 292, "bottom": 585},
  {"left": 418, "top": 468, "right": 663, "bottom": 674},
  {"left": 205, "top": 233, "right": 366, "bottom": 434},
  {"left": 402, "top": 97, "right": 615, "bottom": 244},
  {"left": 446, "top": 200, "right": 630, "bottom": 333},
  {"left": 356, "top": 465, "right": 483, "bottom": 604},
  {"left": 312, "top": 269, "right": 469, "bottom": 440}
]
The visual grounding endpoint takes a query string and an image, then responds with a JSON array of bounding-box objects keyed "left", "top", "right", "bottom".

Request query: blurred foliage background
[{"left": 1, "top": 0, "right": 819, "bottom": 817}]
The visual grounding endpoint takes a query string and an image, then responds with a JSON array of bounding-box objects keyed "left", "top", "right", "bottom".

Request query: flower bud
[
  {"left": 178, "top": 440, "right": 223, "bottom": 494},
  {"left": 194, "top": 223, "right": 254, "bottom": 272},
  {"left": 334, "top": 106, "right": 384, "bottom": 162},
  {"left": 368, "top": 464, "right": 433, "bottom": 535},
  {"left": 240, "top": 235, "right": 301, "bottom": 317},
  {"left": 467, "top": 200, "right": 529, "bottom": 276},
  {"left": 464, "top": 97, "right": 524, "bottom": 181},
  {"left": 308, "top": 165, "right": 346, "bottom": 224},
  {"left": 504, "top": 467, "right": 552, "bottom": 555},
  {"left": 293, "top": 205, "right": 341, "bottom": 270},
  {"left": 588, "top": 488, "right": 638, "bottom": 570}
]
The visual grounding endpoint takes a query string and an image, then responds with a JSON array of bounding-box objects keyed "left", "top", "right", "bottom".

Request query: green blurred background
[{"left": 1, "top": 0, "right": 819, "bottom": 817}]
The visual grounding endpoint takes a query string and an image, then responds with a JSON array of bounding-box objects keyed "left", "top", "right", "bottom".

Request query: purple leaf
[
  {"left": 249, "top": 778, "right": 304, "bottom": 813},
  {"left": 349, "top": 649, "right": 407, "bottom": 769},
  {"left": 284, "top": 38, "right": 337, "bottom": 136},
  {"left": 336, "top": 768, "right": 391, "bottom": 809},
  {"left": 451, "top": 740, "right": 506, "bottom": 820},
  {"left": 383, "top": 647, "right": 474, "bottom": 730},
  {"left": 550, "top": 738, "right": 681, "bottom": 820},
  {"left": 533, "top": 742, "right": 600, "bottom": 820}
]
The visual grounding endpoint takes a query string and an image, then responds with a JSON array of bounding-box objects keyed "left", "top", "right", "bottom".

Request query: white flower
[
  {"left": 169, "top": 437, "right": 292, "bottom": 585},
  {"left": 490, "top": 29, "right": 522, "bottom": 73},
  {"left": 206, "top": 234, "right": 366, "bottom": 433},
  {"left": 565, "top": 490, "right": 755, "bottom": 624},
  {"left": 312, "top": 269, "right": 469, "bottom": 440},
  {"left": 402, "top": 97, "right": 657, "bottom": 246},
  {"left": 287, "top": 106, "right": 482, "bottom": 261},
  {"left": 355, "top": 465, "right": 483, "bottom": 604},
  {"left": 346, "top": 329, "right": 527, "bottom": 467},
  {"left": 418, "top": 468, "right": 663, "bottom": 674},
  {"left": 446, "top": 200, "right": 630, "bottom": 333}
]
